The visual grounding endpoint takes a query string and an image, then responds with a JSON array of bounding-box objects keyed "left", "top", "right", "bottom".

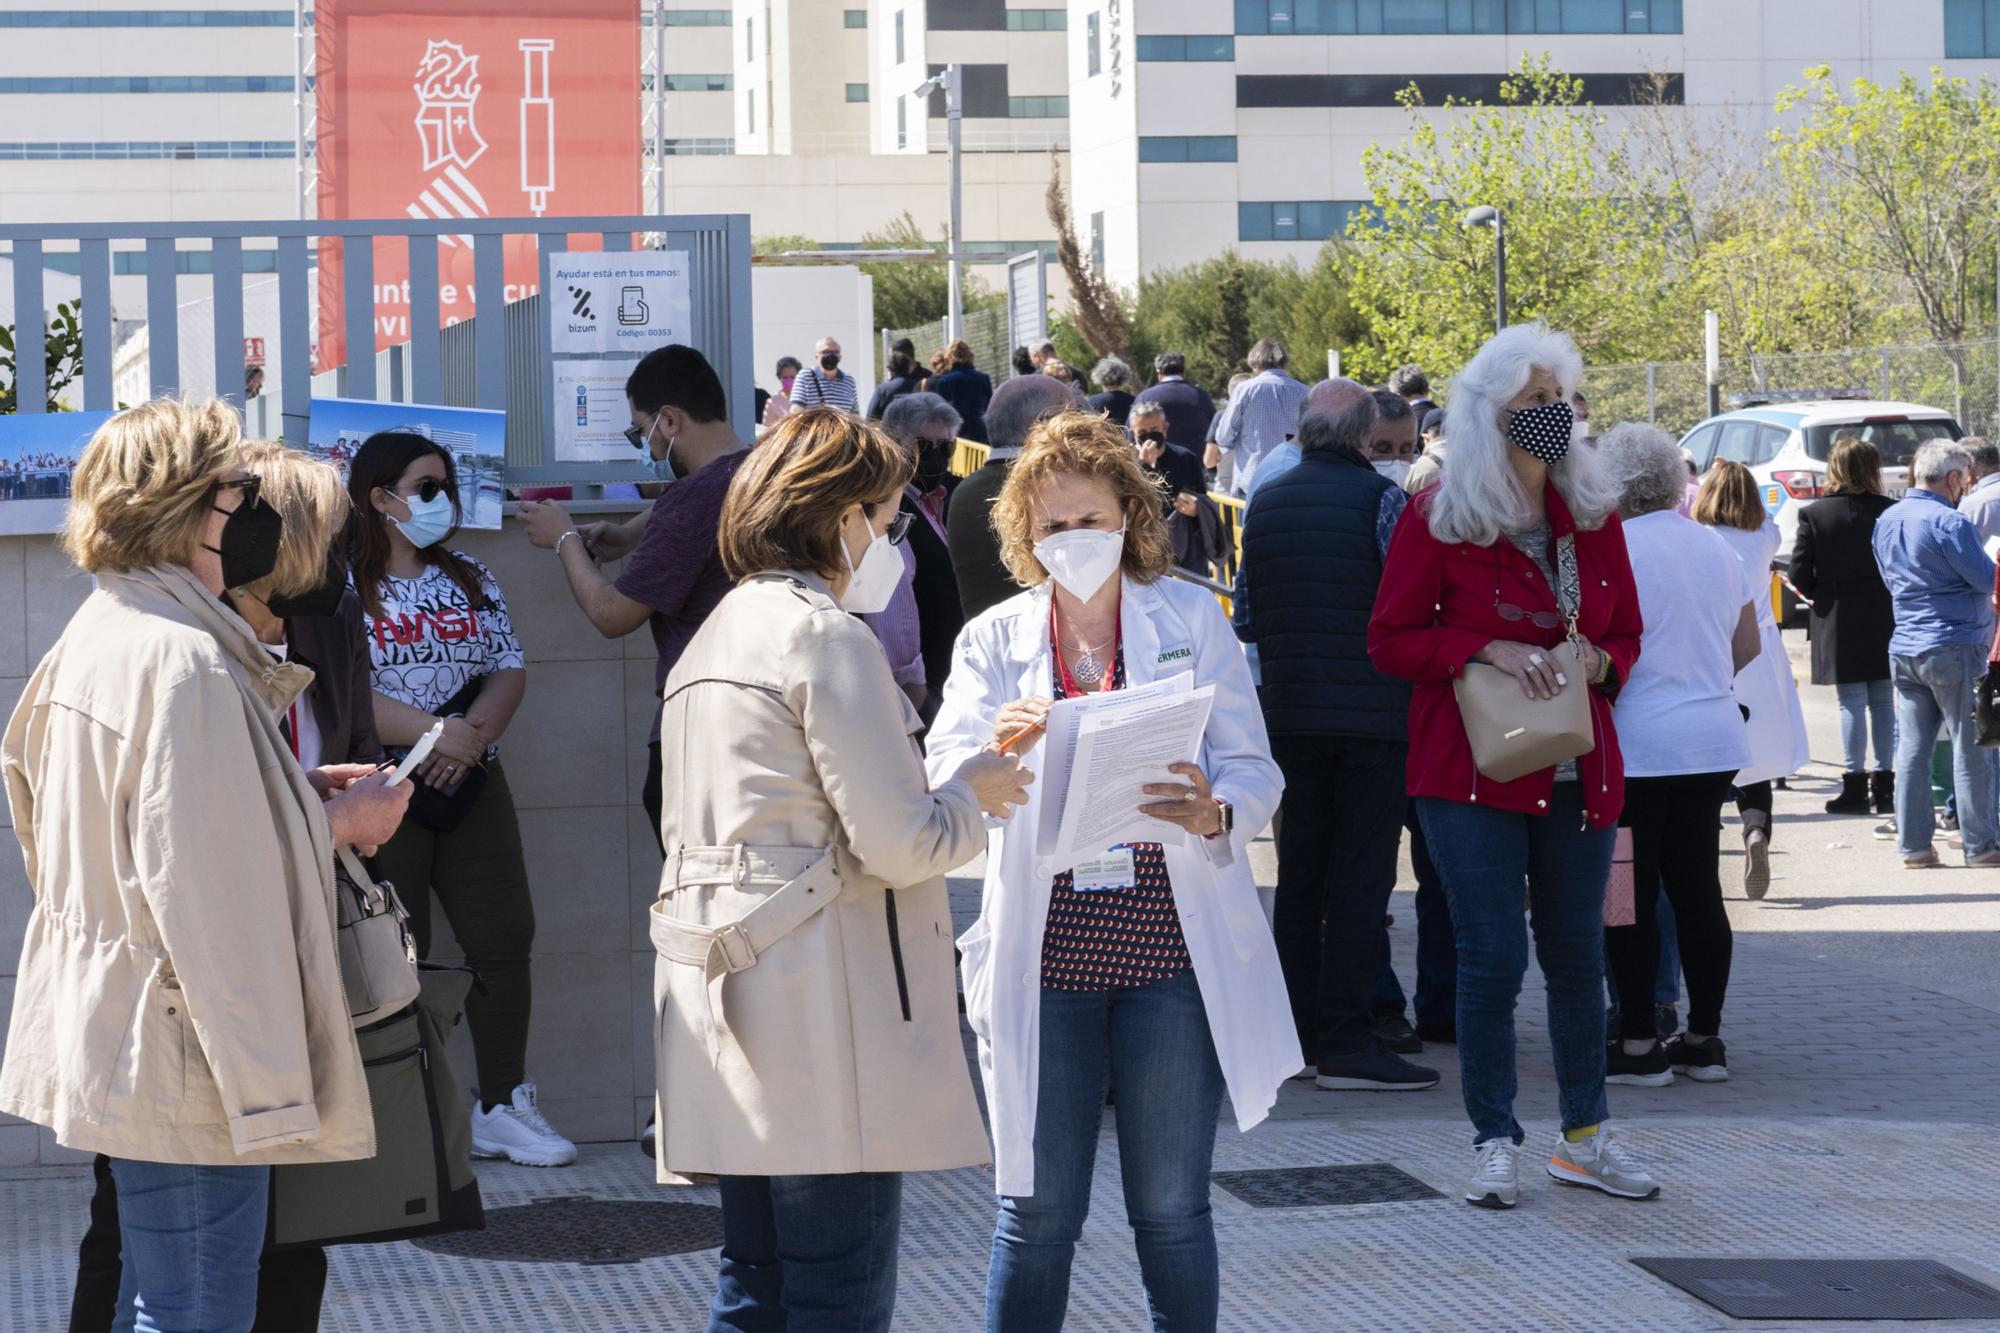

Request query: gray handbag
[{"left": 333, "top": 843, "right": 422, "bottom": 1027}]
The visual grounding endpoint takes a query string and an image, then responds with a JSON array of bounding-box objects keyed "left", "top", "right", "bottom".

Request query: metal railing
[{"left": 0, "top": 213, "right": 754, "bottom": 485}]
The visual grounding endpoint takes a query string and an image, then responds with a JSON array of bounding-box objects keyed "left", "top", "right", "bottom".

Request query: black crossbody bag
[{"left": 391, "top": 674, "right": 490, "bottom": 832}]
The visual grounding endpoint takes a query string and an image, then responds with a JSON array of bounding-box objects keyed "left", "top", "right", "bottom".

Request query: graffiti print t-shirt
[{"left": 360, "top": 556, "right": 524, "bottom": 752}]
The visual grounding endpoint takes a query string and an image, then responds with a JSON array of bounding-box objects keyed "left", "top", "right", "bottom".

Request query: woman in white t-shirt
[
  {"left": 346, "top": 432, "right": 578, "bottom": 1170},
  {"left": 1595, "top": 424, "right": 1761, "bottom": 1089},
  {"left": 1695, "top": 461, "right": 1812, "bottom": 902}
]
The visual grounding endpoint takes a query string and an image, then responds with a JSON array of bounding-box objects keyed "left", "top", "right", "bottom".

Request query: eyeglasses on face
[
  {"left": 390, "top": 477, "right": 448, "bottom": 504},
  {"left": 885, "top": 511, "right": 914, "bottom": 545},
  {"left": 623, "top": 415, "right": 656, "bottom": 451}
]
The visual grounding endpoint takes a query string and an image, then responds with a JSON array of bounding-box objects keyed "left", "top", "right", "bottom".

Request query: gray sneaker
[
  {"left": 1545, "top": 1126, "right": 1659, "bottom": 1200},
  {"left": 1466, "top": 1138, "right": 1520, "bottom": 1210}
]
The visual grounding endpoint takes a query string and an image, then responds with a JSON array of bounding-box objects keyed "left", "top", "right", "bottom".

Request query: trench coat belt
[{"left": 650, "top": 844, "right": 840, "bottom": 1065}]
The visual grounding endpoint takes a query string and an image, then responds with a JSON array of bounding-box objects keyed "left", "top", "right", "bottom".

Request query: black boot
[
  {"left": 1824, "top": 772, "right": 1870, "bottom": 814},
  {"left": 1871, "top": 770, "right": 1895, "bottom": 816}
]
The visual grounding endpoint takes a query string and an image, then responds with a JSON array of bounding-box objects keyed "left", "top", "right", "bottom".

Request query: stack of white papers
[{"left": 1033, "top": 672, "right": 1216, "bottom": 870}]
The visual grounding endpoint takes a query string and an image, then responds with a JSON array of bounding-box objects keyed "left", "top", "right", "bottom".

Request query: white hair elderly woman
[
  {"left": 1596, "top": 423, "right": 1761, "bottom": 1089},
  {"left": 1369, "top": 323, "right": 1655, "bottom": 1211},
  {"left": 1088, "top": 355, "right": 1138, "bottom": 427}
]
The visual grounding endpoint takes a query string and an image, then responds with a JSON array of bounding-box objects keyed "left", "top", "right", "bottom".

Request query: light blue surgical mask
[
  {"left": 646, "top": 443, "right": 679, "bottom": 483},
  {"left": 391, "top": 491, "right": 456, "bottom": 549}
]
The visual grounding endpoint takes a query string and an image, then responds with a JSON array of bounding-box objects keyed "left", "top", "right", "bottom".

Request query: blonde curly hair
[{"left": 990, "top": 410, "right": 1174, "bottom": 589}]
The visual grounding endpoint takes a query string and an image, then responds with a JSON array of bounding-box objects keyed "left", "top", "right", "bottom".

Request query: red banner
[{"left": 316, "top": 0, "right": 641, "bottom": 369}]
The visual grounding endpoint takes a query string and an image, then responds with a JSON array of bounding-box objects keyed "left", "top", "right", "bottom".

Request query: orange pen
[{"left": 995, "top": 719, "right": 1046, "bottom": 754}]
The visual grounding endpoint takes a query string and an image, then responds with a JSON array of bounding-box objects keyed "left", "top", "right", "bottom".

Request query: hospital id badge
[{"left": 1070, "top": 847, "right": 1137, "bottom": 893}]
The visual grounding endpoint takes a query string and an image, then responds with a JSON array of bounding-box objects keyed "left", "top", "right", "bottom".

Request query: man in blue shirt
[
  {"left": 1208, "top": 338, "right": 1310, "bottom": 498},
  {"left": 1871, "top": 441, "right": 2000, "bottom": 866}
]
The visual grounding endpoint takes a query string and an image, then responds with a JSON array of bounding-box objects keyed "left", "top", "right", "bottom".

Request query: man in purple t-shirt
[{"left": 521, "top": 345, "right": 748, "bottom": 845}]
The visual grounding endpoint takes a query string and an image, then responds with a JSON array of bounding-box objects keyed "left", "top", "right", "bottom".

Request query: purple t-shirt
[{"left": 615, "top": 448, "right": 747, "bottom": 739}]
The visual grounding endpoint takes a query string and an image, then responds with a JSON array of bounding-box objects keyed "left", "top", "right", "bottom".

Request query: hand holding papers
[{"left": 1035, "top": 672, "right": 1216, "bottom": 869}]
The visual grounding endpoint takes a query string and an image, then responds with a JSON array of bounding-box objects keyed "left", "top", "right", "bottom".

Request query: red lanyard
[
  {"left": 285, "top": 701, "right": 301, "bottom": 761},
  {"left": 1050, "top": 599, "right": 1120, "bottom": 698}
]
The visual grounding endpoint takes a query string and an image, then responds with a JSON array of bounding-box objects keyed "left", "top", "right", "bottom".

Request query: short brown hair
[
  {"left": 63, "top": 399, "right": 242, "bottom": 574},
  {"left": 991, "top": 410, "right": 1174, "bottom": 588},
  {"left": 719, "top": 408, "right": 914, "bottom": 582},
  {"left": 237, "top": 440, "right": 350, "bottom": 598},
  {"left": 1692, "top": 459, "right": 1766, "bottom": 532},
  {"left": 1826, "top": 435, "right": 1883, "bottom": 496},
  {"left": 946, "top": 339, "right": 976, "bottom": 369}
]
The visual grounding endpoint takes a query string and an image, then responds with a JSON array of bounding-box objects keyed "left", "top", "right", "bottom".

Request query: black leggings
[
  {"left": 1605, "top": 771, "right": 1736, "bottom": 1040},
  {"left": 371, "top": 760, "right": 535, "bottom": 1107},
  {"left": 1734, "top": 780, "right": 1773, "bottom": 839}
]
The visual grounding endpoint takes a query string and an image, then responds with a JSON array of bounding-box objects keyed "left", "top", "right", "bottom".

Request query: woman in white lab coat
[
  {"left": 1695, "top": 461, "right": 1811, "bottom": 900},
  {"left": 926, "top": 410, "right": 1295, "bottom": 1332}
]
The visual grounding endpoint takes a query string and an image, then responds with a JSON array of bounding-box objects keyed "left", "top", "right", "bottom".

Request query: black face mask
[
  {"left": 820, "top": 353, "right": 841, "bottom": 372},
  {"left": 913, "top": 442, "right": 952, "bottom": 492},
  {"left": 1137, "top": 432, "right": 1166, "bottom": 446},
  {"left": 265, "top": 548, "right": 350, "bottom": 620},
  {"left": 205, "top": 494, "right": 285, "bottom": 591}
]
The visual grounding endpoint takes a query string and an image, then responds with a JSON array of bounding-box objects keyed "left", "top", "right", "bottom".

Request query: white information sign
[
  {"left": 549, "top": 250, "right": 692, "bottom": 356},
  {"left": 554, "top": 361, "right": 641, "bottom": 464}
]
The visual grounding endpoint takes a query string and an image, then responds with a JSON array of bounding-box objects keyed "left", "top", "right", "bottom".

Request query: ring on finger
[{"left": 1527, "top": 653, "right": 1545, "bottom": 666}]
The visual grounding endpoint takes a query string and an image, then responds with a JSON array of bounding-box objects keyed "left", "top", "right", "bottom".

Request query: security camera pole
[
  {"left": 1462, "top": 205, "right": 1505, "bottom": 334},
  {"left": 915, "top": 64, "right": 965, "bottom": 342}
]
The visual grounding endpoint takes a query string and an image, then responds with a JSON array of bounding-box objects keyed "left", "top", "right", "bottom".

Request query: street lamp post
[
  {"left": 1462, "top": 205, "right": 1506, "bottom": 334},
  {"left": 914, "top": 66, "right": 965, "bottom": 343}
]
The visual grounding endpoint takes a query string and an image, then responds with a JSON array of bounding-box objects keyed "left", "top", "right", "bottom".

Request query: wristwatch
[{"left": 1205, "top": 798, "right": 1233, "bottom": 840}]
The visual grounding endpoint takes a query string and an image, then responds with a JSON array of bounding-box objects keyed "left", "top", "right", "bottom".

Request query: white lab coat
[{"left": 926, "top": 574, "right": 1298, "bottom": 1198}]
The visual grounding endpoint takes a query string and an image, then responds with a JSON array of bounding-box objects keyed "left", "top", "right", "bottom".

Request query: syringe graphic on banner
[{"left": 519, "top": 40, "right": 556, "bottom": 217}]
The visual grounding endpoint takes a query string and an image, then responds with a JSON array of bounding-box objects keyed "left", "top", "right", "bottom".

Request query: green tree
[
  {"left": 0, "top": 300, "right": 84, "bottom": 414},
  {"left": 852, "top": 212, "right": 999, "bottom": 332},
  {"left": 1045, "top": 150, "right": 1132, "bottom": 361}
]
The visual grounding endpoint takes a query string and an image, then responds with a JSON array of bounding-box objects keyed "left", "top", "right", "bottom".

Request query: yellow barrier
[{"left": 950, "top": 439, "right": 991, "bottom": 477}]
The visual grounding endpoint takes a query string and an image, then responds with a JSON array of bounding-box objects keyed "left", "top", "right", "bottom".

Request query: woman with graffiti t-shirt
[{"left": 347, "top": 432, "right": 579, "bottom": 1169}]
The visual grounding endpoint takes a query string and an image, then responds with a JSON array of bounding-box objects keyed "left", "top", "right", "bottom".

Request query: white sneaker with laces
[
  {"left": 1546, "top": 1125, "right": 1659, "bottom": 1200},
  {"left": 471, "top": 1080, "right": 578, "bottom": 1167},
  {"left": 1466, "top": 1138, "right": 1520, "bottom": 1209}
]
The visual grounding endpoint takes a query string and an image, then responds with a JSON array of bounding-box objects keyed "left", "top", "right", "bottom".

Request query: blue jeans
[
  {"left": 709, "top": 1172, "right": 901, "bottom": 1332},
  {"left": 1891, "top": 646, "right": 1999, "bottom": 858},
  {"left": 1416, "top": 783, "right": 1614, "bottom": 1146},
  {"left": 1834, "top": 679, "right": 1896, "bottom": 772},
  {"left": 106, "top": 1159, "right": 268, "bottom": 1333},
  {"left": 989, "top": 968, "right": 1224, "bottom": 1333}
]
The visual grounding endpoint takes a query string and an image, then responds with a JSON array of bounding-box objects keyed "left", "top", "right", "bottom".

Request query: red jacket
[{"left": 1368, "top": 482, "right": 1642, "bottom": 829}]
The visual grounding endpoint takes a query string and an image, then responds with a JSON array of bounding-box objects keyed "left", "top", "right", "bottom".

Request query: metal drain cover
[
  {"left": 413, "top": 1197, "right": 723, "bottom": 1266},
  {"left": 1211, "top": 1163, "right": 1441, "bottom": 1208},
  {"left": 1635, "top": 1257, "right": 2000, "bottom": 1320}
]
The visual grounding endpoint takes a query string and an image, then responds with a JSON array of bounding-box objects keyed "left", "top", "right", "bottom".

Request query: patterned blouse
[{"left": 1039, "top": 642, "right": 1192, "bottom": 992}]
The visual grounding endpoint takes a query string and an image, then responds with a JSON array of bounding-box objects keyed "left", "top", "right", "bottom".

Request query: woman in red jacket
[{"left": 1369, "top": 324, "right": 1658, "bottom": 1213}]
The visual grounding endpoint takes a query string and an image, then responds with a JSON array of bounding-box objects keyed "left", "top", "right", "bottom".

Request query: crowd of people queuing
[{"left": 4, "top": 306, "right": 1977, "bottom": 1331}]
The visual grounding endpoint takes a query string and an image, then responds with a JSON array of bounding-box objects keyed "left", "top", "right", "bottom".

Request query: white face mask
[
  {"left": 1034, "top": 526, "right": 1126, "bottom": 602},
  {"left": 838, "top": 515, "right": 903, "bottom": 614},
  {"left": 1373, "top": 458, "right": 1412, "bottom": 485}
]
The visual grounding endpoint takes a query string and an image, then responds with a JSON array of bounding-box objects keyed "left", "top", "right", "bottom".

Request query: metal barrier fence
[
  {"left": 886, "top": 303, "right": 1015, "bottom": 383},
  {"left": 0, "top": 214, "right": 754, "bottom": 484},
  {"left": 1591, "top": 336, "right": 2000, "bottom": 439}
]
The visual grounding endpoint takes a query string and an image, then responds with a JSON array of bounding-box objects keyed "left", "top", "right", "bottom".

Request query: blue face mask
[
  {"left": 646, "top": 447, "right": 678, "bottom": 483},
  {"left": 391, "top": 491, "right": 456, "bottom": 549}
]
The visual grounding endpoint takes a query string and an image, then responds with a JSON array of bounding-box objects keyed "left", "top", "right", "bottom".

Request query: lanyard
[
  {"left": 285, "top": 701, "right": 301, "bottom": 761},
  {"left": 1050, "top": 599, "right": 1121, "bottom": 698}
]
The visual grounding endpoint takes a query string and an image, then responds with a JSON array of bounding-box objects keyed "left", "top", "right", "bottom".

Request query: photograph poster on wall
[
  {"left": 306, "top": 397, "right": 508, "bottom": 531},
  {"left": 0, "top": 411, "right": 116, "bottom": 537}
]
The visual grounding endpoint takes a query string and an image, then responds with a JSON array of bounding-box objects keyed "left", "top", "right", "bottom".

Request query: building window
[
  {"left": 1090, "top": 212, "right": 1105, "bottom": 270},
  {"left": 747, "top": 90, "right": 756, "bottom": 134},
  {"left": 745, "top": 16, "right": 755, "bottom": 59},
  {"left": 1234, "top": 0, "right": 1680, "bottom": 34},
  {"left": 659, "top": 74, "right": 734, "bottom": 92},
  {"left": 1136, "top": 35, "right": 1237, "bottom": 60},
  {"left": 895, "top": 9, "right": 906, "bottom": 61},
  {"left": 1138, "top": 135, "right": 1237, "bottom": 162},
  {"left": 897, "top": 96, "right": 908, "bottom": 148},
  {"left": 844, "top": 8, "right": 869, "bottom": 26},
  {"left": 1087, "top": 12, "right": 1103, "bottom": 75},
  {"left": 1006, "top": 8, "right": 1067, "bottom": 29},
  {"left": 1008, "top": 95, "right": 1069, "bottom": 117},
  {"left": 1239, "top": 200, "right": 1371, "bottom": 241},
  {"left": 846, "top": 82, "right": 870, "bottom": 102},
  {"left": 0, "top": 10, "right": 291, "bottom": 26},
  {"left": 1238, "top": 70, "right": 1681, "bottom": 106},
  {"left": 0, "top": 75, "right": 295, "bottom": 93},
  {"left": 1945, "top": 0, "right": 2000, "bottom": 55},
  {"left": 648, "top": 9, "right": 731, "bottom": 25},
  {"left": 644, "top": 137, "right": 737, "bottom": 156},
  {"left": 0, "top": 139, "right": 296, "bottom": 160}
]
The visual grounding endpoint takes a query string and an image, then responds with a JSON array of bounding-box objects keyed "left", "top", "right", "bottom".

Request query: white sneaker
[
  {"left": 1466, "top": 1138, "right": 1520, "bottom": 1209},
  {"left": 471, "top": 1081, "right": 578, "bottom": 1167},
  {"left": 1546, "top": 1125, "right": 1659, "bottom": 1200}
]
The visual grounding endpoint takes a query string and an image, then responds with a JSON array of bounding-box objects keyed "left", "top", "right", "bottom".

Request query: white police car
[{"left": 1679, "top": 396, "right": 1963, "bottom": 567}]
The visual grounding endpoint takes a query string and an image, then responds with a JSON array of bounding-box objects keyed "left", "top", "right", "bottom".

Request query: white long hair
[{"left": 1428, "top": 323, "right": 1620, "bottom": 547}]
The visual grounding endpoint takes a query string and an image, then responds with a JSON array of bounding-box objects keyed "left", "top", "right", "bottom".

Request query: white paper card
[{"left": 1070, "top": 848, "right": 1137, "bottom": 893}]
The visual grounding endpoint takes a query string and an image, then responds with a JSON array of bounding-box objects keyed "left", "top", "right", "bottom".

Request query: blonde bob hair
[
  {"left": 1692, "top": 459, "right": 1767, "bottom": 533},
  {"left": 62, "top": 398, "right": 242, "bottom": 575},
  {"left": 236, "top": 440, "right": 352, "bottom": 598},
  {"left": 719, "top": 407, "right": 914, "bottom": 582},
  {"left": 990, "top": 410, "right": 1174, "bottom": 589}
]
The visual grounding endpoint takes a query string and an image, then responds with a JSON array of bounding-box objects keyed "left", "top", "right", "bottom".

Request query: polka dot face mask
[{"left": 1505, "top": 400, "right": 1576, "bottom": 465}]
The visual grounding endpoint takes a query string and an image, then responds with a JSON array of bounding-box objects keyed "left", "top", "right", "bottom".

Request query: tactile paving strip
[
  {"left": 1211, "top": 1162, "right": 1442, "bottom": 1208},
  {"left": 1634, "top": 1257, "right": 2000, "bottom": 1321},
  {"left": 412, "top": 1197, "right": 723, "bottom": 1266}
]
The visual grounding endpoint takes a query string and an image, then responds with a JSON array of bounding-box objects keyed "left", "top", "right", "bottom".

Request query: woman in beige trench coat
[{"left": 650, "top": 407, "right": 1031, "bottom": 1332}]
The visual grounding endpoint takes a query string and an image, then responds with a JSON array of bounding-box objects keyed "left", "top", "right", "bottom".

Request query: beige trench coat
[
  {"left": 1, "top": 565, "right": 373, "bottom": 1165},
  {"left": 650, "top": 570, "right": 989, "bottom": 1180}
]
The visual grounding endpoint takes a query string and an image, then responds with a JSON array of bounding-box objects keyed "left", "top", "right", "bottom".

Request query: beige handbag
[
  {"left": 1451, "top": 534, "right": 1596, "bottom": 784},
  {"left": 333, "top": 844, "right": 422, "bottom": 1027}
]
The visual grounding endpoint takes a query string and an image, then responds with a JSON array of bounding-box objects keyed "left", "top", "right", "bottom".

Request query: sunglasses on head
[{"left": 212, "top": 475, "right": 262, "bottom": 509}]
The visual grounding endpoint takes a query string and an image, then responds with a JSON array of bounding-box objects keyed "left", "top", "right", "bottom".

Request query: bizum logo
[{"left": 568, "top": 285, "right": 594, "bottom": 320}]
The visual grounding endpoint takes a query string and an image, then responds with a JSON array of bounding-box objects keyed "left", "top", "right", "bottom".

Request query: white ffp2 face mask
[
  {"left": 1373, "top": 459, "right": 1412, "bottom": 485},
  {"left": 1034, "top": 527, "right": 1126, "bottom": 602},
  {"left": 839, "top": 520, "right": 903, "bottom": 614}
]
